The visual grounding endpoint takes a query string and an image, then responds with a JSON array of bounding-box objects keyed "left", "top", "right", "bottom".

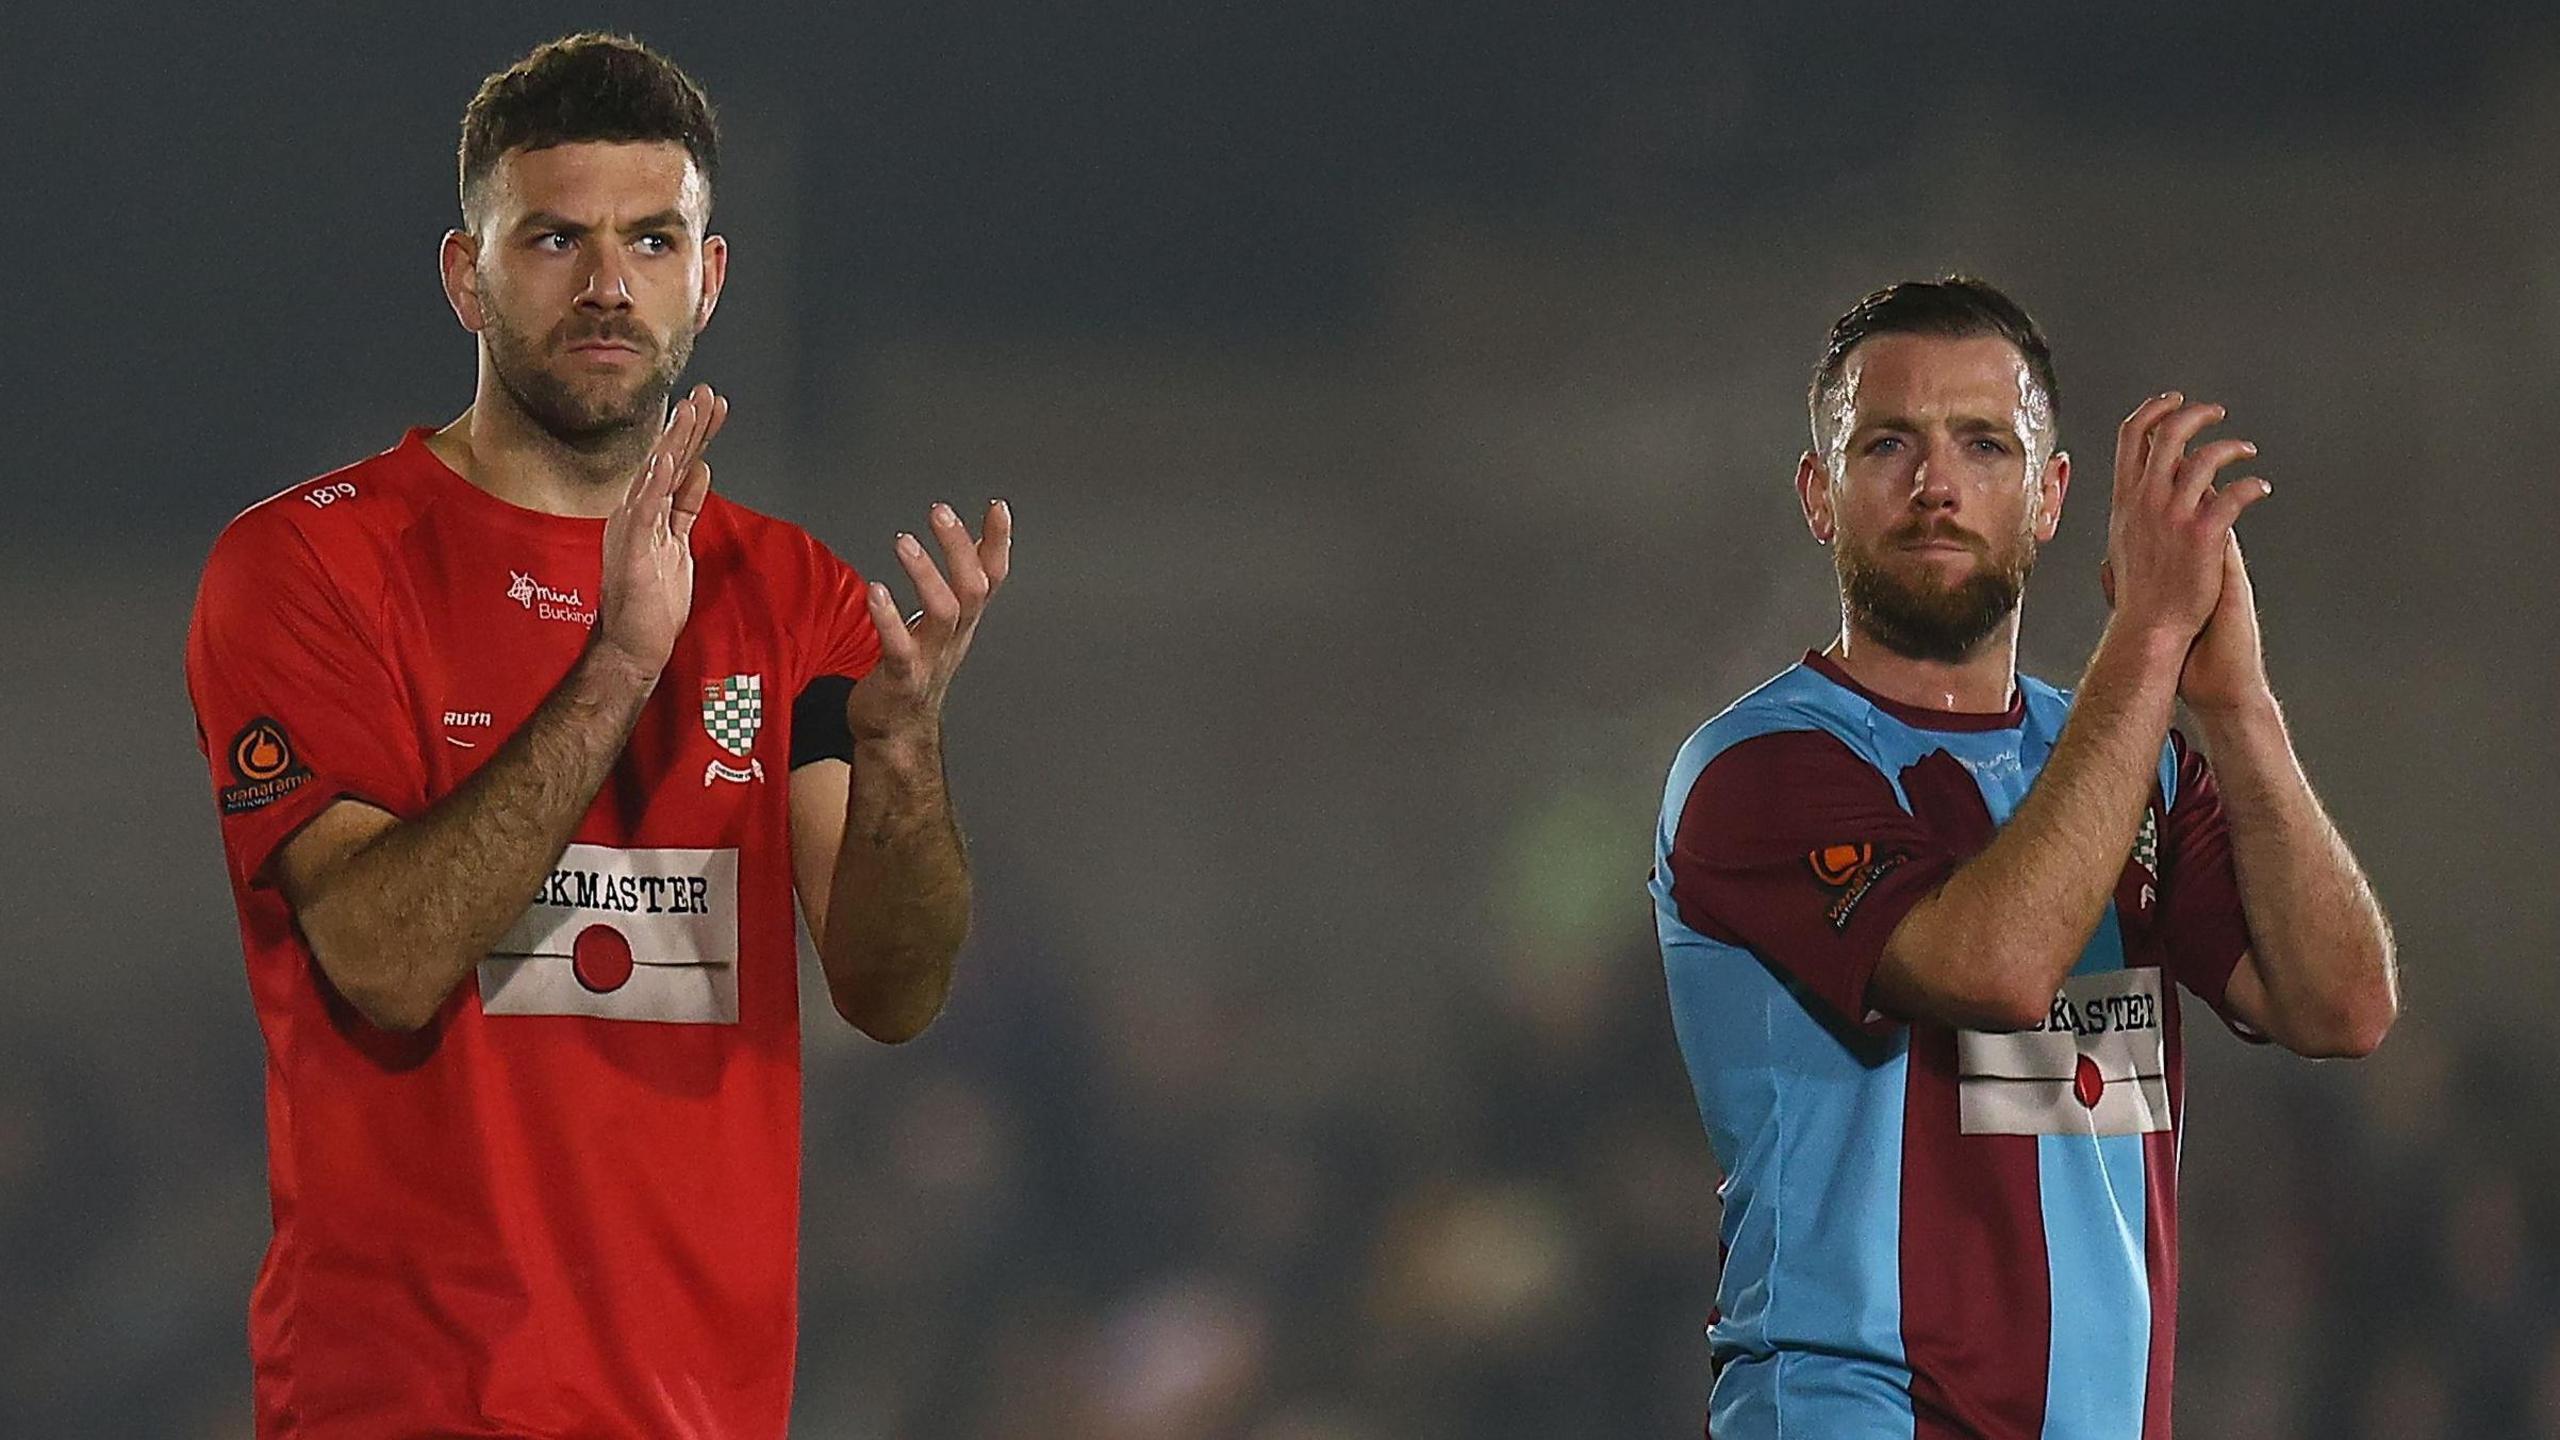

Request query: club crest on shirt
[
  {"left": 702, "top": 674, "right": 766, "bottom": 786},
  {"left": 1807, "top": 843, "right": 1906, "bottom": 931},
  {"left": 2128, "top": 805, "right": 2161, "bottom": 913}
]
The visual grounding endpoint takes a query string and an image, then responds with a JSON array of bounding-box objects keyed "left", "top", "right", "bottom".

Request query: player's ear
[
  {"left": 694, "top": 232, "right": 728, "bottom": 331},
  {"left": 440, "top": 229, "right": 486, "bottom": 334},
  {"left": 2034, "top": 448, "right": 2071, "bottom": 542},
  {"left": 1796, "top": 449, "right": 1836, "bottom": 544}
]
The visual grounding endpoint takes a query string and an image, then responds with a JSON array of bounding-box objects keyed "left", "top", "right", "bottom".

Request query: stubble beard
[
  {"left": 1835, "top": 524, "right": 2038, "bottom": 665},
  {"left": 481, "top": 302, "right": 696, "bottom": 457}
]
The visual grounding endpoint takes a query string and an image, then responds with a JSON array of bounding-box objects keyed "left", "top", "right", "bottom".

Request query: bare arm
[
  {"left": 2179, "top": 540, "right": 2397, "bottom": 1057},
  {"left": 796, "top": 734, "right": 972, "bottom": 1043},
  {"left": 1870, "top": 623, "right": 2188, "bottom": 1030},
  {"left": 794, "top": 501, "right": 1010, "bottom": 1043},
  {"left": 280, "top": 644, "right": 660, "bottom": 1030},
  {"left": 276, "top": 387, "right": 728, "bottom": 1032},
  {"left": 1873, "top": 394, "right": 2271, "bottom": 1032}
]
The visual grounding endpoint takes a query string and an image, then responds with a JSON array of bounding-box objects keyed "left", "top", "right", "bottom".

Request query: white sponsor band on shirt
[
  {"left": 1957, "top": 966, "right": 2171, "bottom": 1137},
  {"left": 479, "top": 844, "right": 740, "bottom": 1025}
]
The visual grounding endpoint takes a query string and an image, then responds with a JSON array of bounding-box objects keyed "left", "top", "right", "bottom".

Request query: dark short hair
[
  {"left": 457, "top": 33, "right": 720, "bottom": 225},
  {"left": 1809, "top": 276, "right": 2058, "bottom": 439}
]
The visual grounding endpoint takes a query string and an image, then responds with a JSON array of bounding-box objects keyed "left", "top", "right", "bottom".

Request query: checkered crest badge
[{"left": 701, "top": 674, "right": 766, "bottom": 785}]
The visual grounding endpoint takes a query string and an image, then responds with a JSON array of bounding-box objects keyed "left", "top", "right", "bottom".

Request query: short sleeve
[
  {"left": 1664, "top": 730, "right": 1981, "bottom": 1033},
  {"left": 2158, "top": 730, "right": 2260, "bottom": 1035},
  {"left": 805, "top": 537, "right": 883, "bottom": 684},
  {"left": 185, "top": 514, "right": 421, "bottom": 891},
  {"left": 787, "top": 537, "right": 883, "bottom": 768}
]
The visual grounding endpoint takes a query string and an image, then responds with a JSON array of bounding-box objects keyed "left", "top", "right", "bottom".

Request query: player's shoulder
[
  {"left": 1679, "top": 660, "right": 1870, "bottom": 766},
  {"left": 202, "top": 435, "right": 441, "bottom": 594},
  {"left": 208, "top": 435, "right": 440, "bottom": 566},
  {"left": 1664, "top": 659, "right": 1874, "bottom": 808},
  {"left": 700, "top": 490, "right": 816, "bottom": 553},
  {"left": 698, "top": 492, "right": 862, "bottom": 586},
  {"left": 2018, "top": 670, "right": 2075, "bottom": 722}
]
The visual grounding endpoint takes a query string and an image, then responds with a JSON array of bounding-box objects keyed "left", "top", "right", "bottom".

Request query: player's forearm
[
  {"left": 2186, "top": 695, "right": 2397, "bottom": 1055},
  {"left": 1885, "top": 623, "right": 2186, "bottom": 1029},
  {"left": 817, "top": 731, "right": 969, "bottom": 1044},
  {"left": 299, "top": 641, "right": 658, "bottom": 1031}
]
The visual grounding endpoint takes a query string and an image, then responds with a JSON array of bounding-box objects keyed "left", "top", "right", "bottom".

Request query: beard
[
  {"left": 1836, "top": 522, "right": 2037, "bottom": 664},
  {"left": 481, "top": 302, "right": 696, "bottom": 452}
]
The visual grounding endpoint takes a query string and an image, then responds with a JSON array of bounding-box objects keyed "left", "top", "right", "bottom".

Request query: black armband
[{"left": 791, "top": 674, "right": 858, "bottom": 768}]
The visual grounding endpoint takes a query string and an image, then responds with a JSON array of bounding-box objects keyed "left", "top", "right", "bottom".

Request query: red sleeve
[
  {"left": 1666, "top": 730, "right": 1989, "bottom": 1034},
  {"left": 2158, "top": 730, "right": 2260, "bottom": 1033},
  {"left": 185, "top": 512, "right": 422, "bottom": 891},
  {"left": 804, "top": 535, "right": 882, "bottom": 684}
]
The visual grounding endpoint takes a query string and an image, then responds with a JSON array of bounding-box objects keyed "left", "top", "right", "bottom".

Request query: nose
[
  {"left": 575, "top": 244, "right": 635, "bottom": 313},
  {"left": 1910, "top": 439, "right": 1962, "bottom": 511}
]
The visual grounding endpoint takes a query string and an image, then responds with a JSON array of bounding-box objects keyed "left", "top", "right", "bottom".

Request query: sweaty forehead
[
  {"left": 1835, "top": 333, "right": 2042, "bottom": 428},
  {"left": 479, "top": 140, "right": 708, "bottom": 228}
]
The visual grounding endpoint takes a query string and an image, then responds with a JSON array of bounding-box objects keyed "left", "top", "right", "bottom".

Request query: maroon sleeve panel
[
  {"left": 1665, "top": 729, "right": 1969, "bottom": 1034},
  {"left": 2159, "top": 730, "right": 2262, "bottom": 1038}
]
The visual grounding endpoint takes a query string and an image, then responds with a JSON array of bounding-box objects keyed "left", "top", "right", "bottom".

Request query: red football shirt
[{"left": 185, "top": 430, "right": 881, "bottom": 1438}]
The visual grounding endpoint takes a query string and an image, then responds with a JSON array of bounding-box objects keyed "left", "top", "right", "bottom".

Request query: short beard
[
  {"left": 482, "top": 303, "right": 694, "bottom": 454},
  {"left": 1836, "top": 529, "right": 2035, "bottom": 664}
]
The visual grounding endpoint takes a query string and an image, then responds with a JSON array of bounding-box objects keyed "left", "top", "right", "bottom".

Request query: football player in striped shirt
[{"left": 1650, "top": 277, "right": 2397, "bottom": 1439}]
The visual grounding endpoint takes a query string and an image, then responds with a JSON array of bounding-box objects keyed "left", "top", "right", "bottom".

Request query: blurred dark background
[{"left": 9, "top": 2, "right": 2560, "bottom": 1434}]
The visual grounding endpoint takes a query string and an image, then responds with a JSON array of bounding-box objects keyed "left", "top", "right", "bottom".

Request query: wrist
[
  {"left": 2094, "top": 617, "right": 2194, "bottom": 684},
  {"left": 578, "top": 635, "right": 665, "bottom": 698},
  {"left": 849, "top": 719, "right": 943, "bottom": 772},
  {"left": 2183, "top": 687, "right": 2284, "bottom": 745}
]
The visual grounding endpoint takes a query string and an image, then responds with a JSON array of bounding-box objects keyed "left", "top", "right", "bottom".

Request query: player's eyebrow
[
  {"left": 514, "top": 210, "right": 695, "bottom": 238},
  {"left": 1853, "top": 412, "right": 2021, "bottom": 437},
  {"left": 616, "top": 210, "right": 693, "bottom": 237}
]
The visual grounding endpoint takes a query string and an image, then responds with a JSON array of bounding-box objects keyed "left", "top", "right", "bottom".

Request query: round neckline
[
  {"left": 1801, "top": 649, "right": 2026, "bottom": 732},
  {"left": 400, "top": 427, "right": 610, "bottom": 544}
]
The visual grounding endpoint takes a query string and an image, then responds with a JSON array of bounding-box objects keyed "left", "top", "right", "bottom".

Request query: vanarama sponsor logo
[
  {"left": 219, "top": 717, "right": 310, "bottom": 815},
  {"left": 1808, "top": 842, "right": 1871, "bottom": 887},
  {"left": 1809, "top": 843, "right": 1906, "bottom": 932},
  {"left": 507, "top": 569, "right": 595, "bottom": 626}
]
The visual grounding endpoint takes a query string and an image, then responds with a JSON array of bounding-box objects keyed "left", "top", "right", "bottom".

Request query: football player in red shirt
[{"left": 185, "top": 33, "right": 1005, "bottom": 1436}]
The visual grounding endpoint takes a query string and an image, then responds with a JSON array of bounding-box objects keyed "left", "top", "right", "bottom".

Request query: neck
[
  {"left": 425, "top": 361, "right": 653, "bottom": 519},
  {"left": 1823, "top": 608, "right": 2021, "bottom": 715}
]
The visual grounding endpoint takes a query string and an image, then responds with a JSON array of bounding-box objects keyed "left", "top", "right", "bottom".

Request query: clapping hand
[{"left": 844, "top": 500, "right": 1012, "bottom": 747}]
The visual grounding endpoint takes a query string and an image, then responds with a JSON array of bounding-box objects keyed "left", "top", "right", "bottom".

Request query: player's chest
[
  {"left": 391, "top": 544, "right": 796, "bottom": 833},
  {"left": 1909, "top": 737, "right": 2168, "bottom": 934}
]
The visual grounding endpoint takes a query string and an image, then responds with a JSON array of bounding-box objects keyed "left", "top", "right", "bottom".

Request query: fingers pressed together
[{"left": 2116, "top": 392, "right": 2271, "bottom": 527}]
